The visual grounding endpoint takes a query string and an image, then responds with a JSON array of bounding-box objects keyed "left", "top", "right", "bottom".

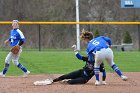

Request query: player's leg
[
  {"left": 94, "top": 51, "right": 104, "bottom": 85},
  {"left": 102, "top": 70, "right": 106, "bottom": 81},
  {"left": 0, "top": 52, "right": 12, "bottom": 77},
  {"left": 62, "top": 69, "right": 94, "bottom": 84},
  {"left": 105, "top": 48, "right": 128, "bottom": 81},
  {"left": 94, "top": 63, "right": 101, "bottom": 85},
  {"left": 13, "top": 60, "right": 30, "bottom": 77},
  {"left": 53, "top": 69, "right": 83, "bottom": 82},
  {"left": 34, "top": 69, "right": 84, "bottom": 85},
  {"left": 100, "top": 63, "right": 107, "bottom": 85},
  {"left": 94, "top": 53, "right": 102, "bottom": 85},
  {"left": 34, "top": 70, "right": 91, "bottom": 85},
  {"left": 12, "top": 49, "right": 30, "bottom": 77},
  {"left": 66, "top": 77, "right": 87, "bottom": 84}
]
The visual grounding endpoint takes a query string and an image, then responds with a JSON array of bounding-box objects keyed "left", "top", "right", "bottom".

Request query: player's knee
[
  {"left": 5, "top": 59, "right": 10, "bottom": 64},
  {"left": 111, "top": 62, "right": 115, "bottom": 67},
  {"left": 5, "top": 63, "right": 10, "bottom": 68},
  {"left": 12, "top": 60, "right": 19, "bottom": 66},
  {"left": 108, "top": 62, "right": 115, "bottom": 67},
  {"left": 94, "top": 62, "right": 100, "bottom": 68}
]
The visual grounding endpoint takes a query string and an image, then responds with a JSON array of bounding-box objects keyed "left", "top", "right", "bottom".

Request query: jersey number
[{"left": 92, "top": 40, "right": 99, "bottom": 46}]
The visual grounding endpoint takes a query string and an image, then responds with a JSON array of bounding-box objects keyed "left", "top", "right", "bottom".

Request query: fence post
[
  {"left": 38, "top": 24, "right": 41, "bottom": 51},
  {"left": 138, "top": 25, "right": 140, "bottom": 51}
]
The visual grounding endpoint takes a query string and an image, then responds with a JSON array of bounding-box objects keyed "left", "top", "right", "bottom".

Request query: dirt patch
[{"left": 0, "top": 72, "right": 140, "bottom": 93}]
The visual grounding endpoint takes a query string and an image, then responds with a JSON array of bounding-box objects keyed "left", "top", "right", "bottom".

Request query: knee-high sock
[
  {"left": 2, "top": 63, "right": 10, "bottom": 75},
  {"left": 94, "top": 67, "right": 100, "bottom": 81},
  {"left": 112, "top": 64, "right": 122, "bottom": 77},
  {"left": 17, "top": 63, "right": 27, "bottom": 73}
]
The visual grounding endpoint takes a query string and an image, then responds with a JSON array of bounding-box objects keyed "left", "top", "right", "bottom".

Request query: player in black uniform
[
  {"left": 34, "top": 48, "right": 107, "bottom": 85},
  {"left": 52, "top": 52, "right": 106, "bottom": 84}
]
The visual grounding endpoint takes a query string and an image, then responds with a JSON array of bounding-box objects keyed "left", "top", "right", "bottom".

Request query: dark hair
[{"left": 80, "top": 29, "right": 93, "bottom": 40}]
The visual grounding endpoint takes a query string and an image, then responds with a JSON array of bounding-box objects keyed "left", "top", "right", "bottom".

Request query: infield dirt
[{"left": 0, "top": 72, "right": 140, "bottom": 93}]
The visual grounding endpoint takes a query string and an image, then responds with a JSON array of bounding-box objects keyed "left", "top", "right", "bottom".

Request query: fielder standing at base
[
  {"left": 80, "top": 29, "right": 128, "bottom": 86},
  {"left": 0, "top": 20, "right": 30, "bottom": 77}
]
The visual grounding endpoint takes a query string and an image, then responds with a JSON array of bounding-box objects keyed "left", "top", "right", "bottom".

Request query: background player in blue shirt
[
  {"left": 0, "top": 20, "right": 30, "bottom": 77},
  {"left": 80, "top": 30, "right": 128, "bottom": 86}
]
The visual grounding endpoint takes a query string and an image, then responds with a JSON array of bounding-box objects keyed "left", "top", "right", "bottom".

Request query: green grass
[{"left": 0, "top": 51, "right": 140, "bottom": 76}]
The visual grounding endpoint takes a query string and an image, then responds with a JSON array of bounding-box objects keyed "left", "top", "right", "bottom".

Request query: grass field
[{"left": 0, "top": 50, "right": 140, "bottom": 76}]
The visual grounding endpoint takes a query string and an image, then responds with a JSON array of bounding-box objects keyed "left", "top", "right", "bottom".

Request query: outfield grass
[{"left": 0, "top": 51, "right": 140, "bottom": 76}]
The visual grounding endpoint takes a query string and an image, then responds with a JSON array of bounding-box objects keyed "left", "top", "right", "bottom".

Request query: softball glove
[{"left": 11, "top": 45, "right": 20, "bottom": 54}]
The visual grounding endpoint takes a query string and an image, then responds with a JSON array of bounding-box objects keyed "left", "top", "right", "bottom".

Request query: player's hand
[
  {"left": 71, "top": 44, "right": 78, "bottom": 52},
  {"left": 109, "top": 45, "right": 112, "bottom": 48}
]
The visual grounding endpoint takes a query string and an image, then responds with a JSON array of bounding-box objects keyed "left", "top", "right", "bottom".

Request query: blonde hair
[{"left": 12, "top": 20, "right": 19, "bottom": 28}]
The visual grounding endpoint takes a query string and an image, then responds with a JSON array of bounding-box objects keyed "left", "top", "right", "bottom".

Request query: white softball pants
[
  {"left": 5, "top": 47, "right": 22, "bottom": 66},
  {"left": 94, "top": 48, "right": 115, "bottom": 68}
]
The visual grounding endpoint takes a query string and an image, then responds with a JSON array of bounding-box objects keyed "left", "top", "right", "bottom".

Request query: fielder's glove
[{"left": 11, "top": 45, "right": 20, "bottom": 54}]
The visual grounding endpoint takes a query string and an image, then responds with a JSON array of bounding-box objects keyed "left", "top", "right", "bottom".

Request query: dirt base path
[{"left": 0, "top": 72, "right": 140, "bottom": 93}]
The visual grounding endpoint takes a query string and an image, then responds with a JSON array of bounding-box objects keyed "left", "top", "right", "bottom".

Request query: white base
[{"left": 34, "top": 79, "right": 53, "bottom": 86}]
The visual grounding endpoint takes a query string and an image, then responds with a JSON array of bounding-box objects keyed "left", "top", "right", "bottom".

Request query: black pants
[{"left": 53, "top": 69, "right": 92, "bottom": 84}]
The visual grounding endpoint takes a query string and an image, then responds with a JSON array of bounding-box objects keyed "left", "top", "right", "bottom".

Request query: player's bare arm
[{"left": 4, "top": 39, "right": 9, "bottom": 44}]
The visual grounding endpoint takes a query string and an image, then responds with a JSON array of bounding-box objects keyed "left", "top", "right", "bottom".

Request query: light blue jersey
[{"left": 8, "top": 28, "right": 25, "bottom": 46}]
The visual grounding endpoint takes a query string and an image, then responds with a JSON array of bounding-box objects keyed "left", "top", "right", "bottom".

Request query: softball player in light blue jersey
[
  {"left": 0, "top": 20, "right": 30, "bottom": 77},
  {"left": 80, "top": 30, "right": 128, "bottom": 86}
]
